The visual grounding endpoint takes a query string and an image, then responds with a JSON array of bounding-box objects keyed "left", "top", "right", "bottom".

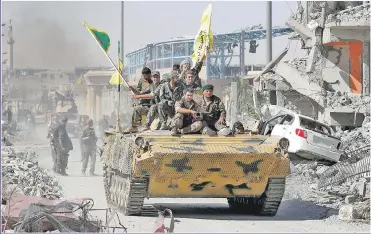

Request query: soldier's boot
[
  {"left": 89, "top": 172, "right": 97, "bottom": 176},
  {"left": 202, "top": 126, "right": 217, "bottom": 136},
  {"left": 123, "top": 126, "right": 138, "bottom": 133},
  {"left": 159, "top": 122, "right": 168, "bottom": 130},
  {"left": 60, "top": 169, "right": 68, "bottom": 176},
  {"left": 155, "top": 121, "right": 161, "bottom": 130},
  {"left": 141, "top": 124, "right": 151, "bottom": 132},
  {"left": 171, "top": 127, "right": 180, "bottom": 136},
  {"left": 180, "top": 126, "right": 192, "bottom": 135}
]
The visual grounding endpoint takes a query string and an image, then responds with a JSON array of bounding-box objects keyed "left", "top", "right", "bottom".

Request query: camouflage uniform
[
  {"left": 48, "top": 120, "right": 59, "bottom": 172},
  {"left": 77, "top": 121, "right": 86, "bottom": 162},
  {"left": 171, "top": 98, "right": 203, "bottom": 134},
  {"left": 179, "top": 60, "right": 203, "bottom": 87},
  {"left": 81, "top": 126, "right": 98, "bottom": 174},
  {"left": 131, "top": 78, "right": 153, "bottom": 127},
  {"left": 198, "top": 95, "right": 230, "bottom": 136},
  {"left": 157, "top": 81, "right": 185, "bottom": 129},
  {"left": 52, "top": 121, "right": 73, "bottom": 175},
  {"left": 98, "top": 118, "right": 109, "bottom": 140},
  {"left": 142, "top": 81, "right": 163, "bottom": 128}
]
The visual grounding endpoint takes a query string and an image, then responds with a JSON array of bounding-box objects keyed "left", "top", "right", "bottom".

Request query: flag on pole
[
  {"left": 109, "top": 40, "right": 124, "bottom": 85},
  {"left": 83, "top": 22, "right": 111, "bottom": 53},
  {"left": 76, "top": 75, "right": 83, "bottom": 85},
  {"left": 190, "top": 3, "right": 214, "bottom": 68}
]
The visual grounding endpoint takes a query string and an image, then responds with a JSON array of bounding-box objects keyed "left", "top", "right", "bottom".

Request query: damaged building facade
[{"left": 260, "top": 1, "right": 370, "bottom": 130}]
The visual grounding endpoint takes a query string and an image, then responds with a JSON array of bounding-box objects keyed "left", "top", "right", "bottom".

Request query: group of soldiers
[
  {"left": 124, "top": 58, "right": 231, "bottom": 136},
  {"left": 48, "top": 114, "right": 100, "bottom": 176}
]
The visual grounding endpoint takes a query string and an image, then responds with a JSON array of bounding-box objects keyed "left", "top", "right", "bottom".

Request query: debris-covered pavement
[{"left": 1, "top": 147, "right": 63, "bottom": 200}]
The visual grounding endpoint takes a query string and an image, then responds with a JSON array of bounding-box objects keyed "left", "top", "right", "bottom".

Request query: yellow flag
[
  {"left": 190, "top": 3, "right": 214, "bottom": 67},
  {"left": 76, "top": 75, "right": 83, "bottom": 85},
  {"left": 109, "top": 59, "right": 123, "bottom": 85}
]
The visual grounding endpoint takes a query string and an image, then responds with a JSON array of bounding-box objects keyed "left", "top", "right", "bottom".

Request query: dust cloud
[{"left": 3, "top": 2, "right": 102, "bottom": 70}]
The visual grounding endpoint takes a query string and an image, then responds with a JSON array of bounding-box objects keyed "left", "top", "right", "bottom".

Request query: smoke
[{"left": 4, "top": 2, "right": 103, "bottom": 70}]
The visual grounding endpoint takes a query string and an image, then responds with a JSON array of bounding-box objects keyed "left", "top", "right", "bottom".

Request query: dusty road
[{"left": 16, "top": 125, "right": 370, "bottom": 233}]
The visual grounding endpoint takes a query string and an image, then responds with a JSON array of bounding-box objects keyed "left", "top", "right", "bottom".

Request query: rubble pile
[
  {"left": 327, "top": 4, "right": 370, "bottom": 24},
  {"left": 288, "top": 161, "right": 370, "bottom": 221},
  {"left": 287, "top": 57, "right": 322, "bottom": 84},
  {"left": 326, "top": 91, "right": 371, "bottom": 110},
  {"left": 335, "top": 118, "right": 370, "bottom": 156},
  {"left": 1, "top": 147, "right": 63, "bottom": 200},
  {"left": 6, "top": 130, "right": 28, "bottom": 142}
]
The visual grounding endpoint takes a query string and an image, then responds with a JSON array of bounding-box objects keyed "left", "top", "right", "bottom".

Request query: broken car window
[{"left": 299, "top": 117, "right": 332, "bottom": 136}]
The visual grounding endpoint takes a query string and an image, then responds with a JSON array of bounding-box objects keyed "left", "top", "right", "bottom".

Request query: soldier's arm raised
[{"left": 193, "top": 60, "right": 204, "bottom": 75}]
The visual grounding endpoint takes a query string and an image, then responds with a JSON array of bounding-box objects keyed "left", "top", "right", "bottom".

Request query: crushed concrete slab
[
  {"left": 327, "top": 4, "right": 370, "bottom": 25},
  {"left": 1, "top": 147, "right": 63, "bottom": 200}
]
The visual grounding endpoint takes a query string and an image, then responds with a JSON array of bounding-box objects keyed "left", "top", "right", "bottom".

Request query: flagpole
[
  {"left": 116, "top": 40, "right": 122, "bottom": 133},
  {"left": 83, "top": 22, "right": 133, "bottom": 95}
]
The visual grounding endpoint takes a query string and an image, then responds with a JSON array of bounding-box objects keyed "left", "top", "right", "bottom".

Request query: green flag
[{"left": 83, "top": 22, "right": 111, "bottom": 53}]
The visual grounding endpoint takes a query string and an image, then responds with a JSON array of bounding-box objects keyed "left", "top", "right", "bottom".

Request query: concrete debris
[
  {"left": 327, "top": 4, "right": 370, "bottom": 24},
  {"left": 287, "top": 57, "right": 322, "bottom": 84},
  {"left": 1, "top": 147, "right": 63, "bottom": 200},
  {"left": 334, "top": 121, "right": 370, "bottom": 154},
  {"left": 339, "top": 200, "right": 370, "bottom": 221},
  {"left": 260, "top": 72, "right": 282, "bottom": 82},
  {"left": 287, "top": 160, "right": 370, "bottom": 221},
  {"left": 326, "top": 91, "right": 370, "bottom": 109}
]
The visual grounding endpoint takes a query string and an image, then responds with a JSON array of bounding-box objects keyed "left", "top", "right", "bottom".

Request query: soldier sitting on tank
[
  {"left": 179, "top": 58, "right": 204, "bottom": 87},
  {"left": 184, "top": 70, "right": 201, "bottom": 90},
  {"left": 198, "top": 84, "right": 231, "bottom": 136},
  {"left": 170, "top": 88, "right": 203, "bottom": 136},
  {"left": 141, "top": 71, "right": 164, "bottom": 131},
  {"left": 124, "top": 67, "right": 153, "bottom": 133},
  {"left": 81, "top": 119, "right": 98, "bottom": 176},
  {"left": 130, "top": 71, "right": 185, "bottom": 130}
]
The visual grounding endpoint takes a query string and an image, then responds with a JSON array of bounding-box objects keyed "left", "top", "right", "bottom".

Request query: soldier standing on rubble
[
  {"left": 124, "top": 67, "right": 153, "bottom": 133},
  {"left": 170, "top": 88, "right": 203, "bottom": 135},
  {"left": 179, "top": 58, "right": 203, "bottom": 87},
  {"left": 81, "top": 119, "right": 98, "bottom": 176},
  {"left": 53, "top": 116, "right": 73, "bottom": 175},
  {"left": 198, "top": 84, "right": 231, "bottom": 136}
]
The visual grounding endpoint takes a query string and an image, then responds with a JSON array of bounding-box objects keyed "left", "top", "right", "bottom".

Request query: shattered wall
[{"left": 322, "top": 42, "right": 363, "bottom": 94}]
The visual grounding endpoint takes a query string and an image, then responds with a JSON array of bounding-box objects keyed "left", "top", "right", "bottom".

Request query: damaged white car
[{"left": 259, "top": 112, "right": 342, "bottom": 163}]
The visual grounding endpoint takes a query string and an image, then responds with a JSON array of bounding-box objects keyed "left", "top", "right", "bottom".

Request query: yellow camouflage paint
[{"left": 131, "top": 133, "right": 290, "bottom": 198}]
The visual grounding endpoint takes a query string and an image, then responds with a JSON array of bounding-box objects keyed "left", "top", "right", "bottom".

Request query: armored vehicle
[{"left": 101, "top": 130, "right": 291, "bottom": 216}]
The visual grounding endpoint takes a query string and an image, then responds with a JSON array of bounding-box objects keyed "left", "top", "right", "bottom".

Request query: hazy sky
[{"left": 1, "top": 1, "right": 300, "bottom": 70}]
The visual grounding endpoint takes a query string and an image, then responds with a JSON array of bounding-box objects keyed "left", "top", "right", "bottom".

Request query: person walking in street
[
  {"left": 52, "top": 116, "right": 73, "bottom": 176},
  {"left": 81, "top": 119, "right": 98, "bottom": 176}
]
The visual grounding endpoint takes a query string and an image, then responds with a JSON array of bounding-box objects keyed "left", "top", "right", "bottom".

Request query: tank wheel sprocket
[
  {"left": 227, "top": 178, "right": 286, "bottom": 216},
  {"left": 103, "top": 166, "right": 148, "bottom": 216}
]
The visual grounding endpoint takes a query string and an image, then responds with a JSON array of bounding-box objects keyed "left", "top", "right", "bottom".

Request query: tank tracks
[
  {"left": 104, "top": 165, "right": 286, "bottom": 217},
  {"left": 227, "top": 178, "right": 286, "bottom": 216},
  {"left": 104, "top": 166, "right": 153, "bottom": 216}
]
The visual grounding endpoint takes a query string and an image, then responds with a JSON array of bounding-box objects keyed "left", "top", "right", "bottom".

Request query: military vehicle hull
[{"left": 102, "top": 131, "right": 290, "bottom": 216}]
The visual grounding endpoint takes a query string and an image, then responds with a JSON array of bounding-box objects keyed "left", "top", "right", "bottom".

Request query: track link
[
  {"left": 104, "top": 166, "right": 149, "bottom": 216},
  {"left": 227, "top": 178, "right": 286, "bottom": 216}
]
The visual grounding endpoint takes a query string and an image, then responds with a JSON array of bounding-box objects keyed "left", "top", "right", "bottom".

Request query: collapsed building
[{"left": 257, "top": 1, "right": 370, "bottom": 130}]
